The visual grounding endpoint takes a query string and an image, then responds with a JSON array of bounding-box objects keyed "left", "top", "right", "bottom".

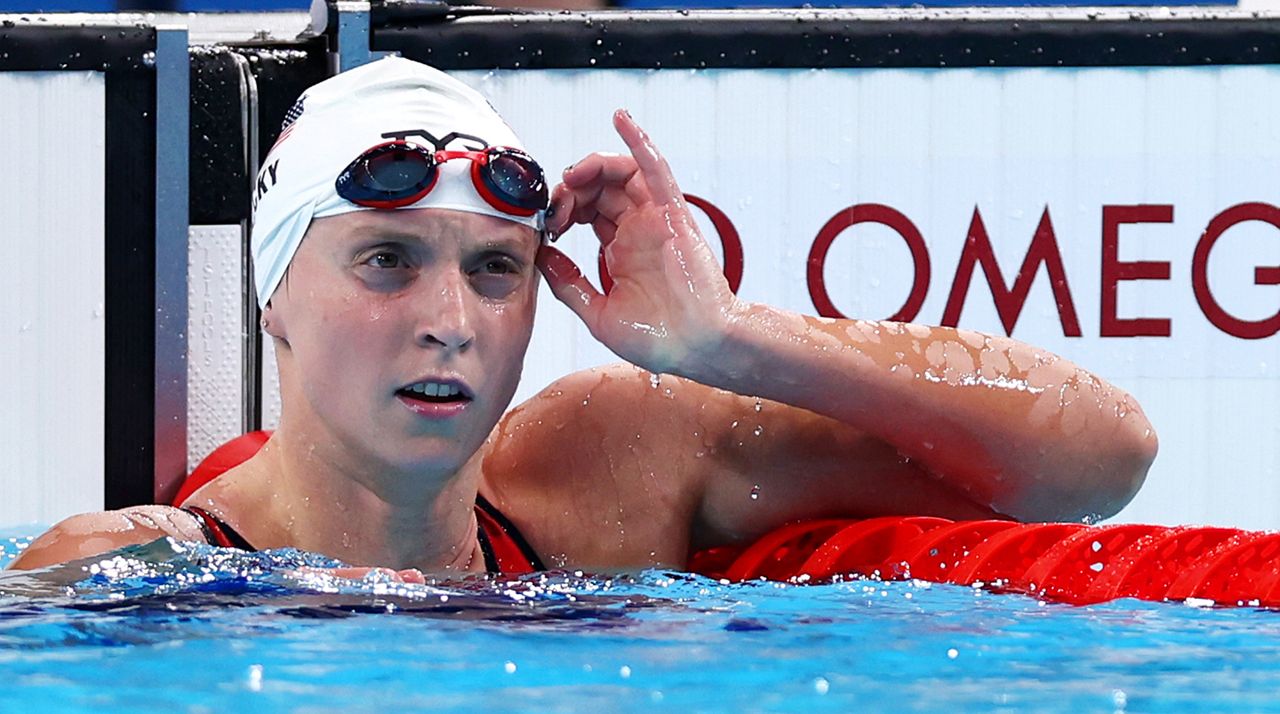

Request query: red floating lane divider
[
  {"left": 944, "top": 523, "right": 1088, "bottom": 590},
  {"left": 182, "top": 434, "right": 1280, "bottom": 608},
  {"left": 722, "top": 519, "right": 852, "bottom": 582},
  {"left": 895, "top": 520, "right": 1020, "bottom": 582},
  {"left": 1020, "top": 524, "right": 1169, "bottom": 605},
  {"left": 796, "top": 516, "right": 951, "bottom": 581},
  {"left": 1165, "top": 532, "right": 1280, "bottom": 606},
  {"left": 693, "top": 515, "right": 1280, "bottom": 609},
  {"left": 1082, "top": 526, "right": 1240, "bottom": 604}
]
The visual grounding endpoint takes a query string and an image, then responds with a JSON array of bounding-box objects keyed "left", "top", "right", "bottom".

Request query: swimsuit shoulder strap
[
  {"left": 182, "top": 506, "right": 258, "bottom": 552},
  {"left": 474, "top": 495, "right": 546, "bottom": 574}
]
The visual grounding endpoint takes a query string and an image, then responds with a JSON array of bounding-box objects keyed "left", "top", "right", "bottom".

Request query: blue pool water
[{"left": 3, "top": 526, "right": 1279, "bottom": 713}]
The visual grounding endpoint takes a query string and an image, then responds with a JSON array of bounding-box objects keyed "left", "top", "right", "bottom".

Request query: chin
[{"left": 378, "top": 435, "right": 479, "bottom": 474}]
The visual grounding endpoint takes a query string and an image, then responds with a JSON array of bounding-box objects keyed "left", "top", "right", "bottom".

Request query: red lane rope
[{"left": 692, "top": 515, "right": 1280, "bottom": 608}]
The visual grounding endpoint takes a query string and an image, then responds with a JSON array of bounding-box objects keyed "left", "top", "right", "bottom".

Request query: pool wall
[{"left": 2, "top": 5, "right": 1278, "bottom": 529}]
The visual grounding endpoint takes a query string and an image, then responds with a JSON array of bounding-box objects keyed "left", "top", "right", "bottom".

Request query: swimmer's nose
[{"left": 415, "top": 275, "right": 475, "bottom": 352}]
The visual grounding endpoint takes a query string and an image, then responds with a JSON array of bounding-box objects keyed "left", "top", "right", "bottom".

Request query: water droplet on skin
[
  {"left": 753, "top": 425, "right": 764, "bottom": 436},
  {"left": 649, "top": 373, "right": 661, "bottom": 388},
  {"left": 750, "top": 485, "right": 761, "bottom": 500},
  {"left": 753, "top": 399, "right": 763, "bottom": 412}
]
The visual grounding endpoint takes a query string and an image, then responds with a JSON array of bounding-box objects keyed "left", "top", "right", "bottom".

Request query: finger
[
  {"left": 366, "top": 567, "right": 402, "bottom": 582},
  {"left": 558, "top": 184, "right": 637, "bottom": 233},
  {"left": 318, "top": 566, "right": 396, "bottom": 581},
  {"left": 613, "top": 109, "right": 683, "bottom": 207},
  {"left": 547, "top": 184, "right": 576, "bottom": 236},
  {"left": 396, "top": 568, "right": 426, "bottom": 584},
  {"left": 558, "top": 180, "right": 607, "bottom": 226},
  {"left": 591, "top": 215, "right": 618, "bottom": 247},
  {"left": 569, "top": 187, "right": 605, "bottom": 227},
  {"left": 537, "top": 245, "right": 603, "bottom": 328},
  {"left": 563, "top": 152, "right": 641, "bottom": 190},
  {"left": 590, "top": 186, "right": 639, "bottom": 228}
]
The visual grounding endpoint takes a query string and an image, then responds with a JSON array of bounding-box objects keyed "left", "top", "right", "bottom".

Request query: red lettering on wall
[
  {"left": 941, "top": 207, "right": 1081, "bottom": 337},
  {"left": 806, "top": 204, "right": 930, "bottom": 321},
  {"left": 1100, "top": 205, "right": 1174, "bottom": 337},
  {"left": 598, "top": 193, "right": 744, "bottom": 295},
  {"left": 1192, "top": 202, "right": 1280, "bottom": 340}
]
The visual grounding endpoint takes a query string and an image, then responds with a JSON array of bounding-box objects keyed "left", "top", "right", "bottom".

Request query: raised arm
[{"left": 537, "top": 111, "right": 1156, "bottom": 524}]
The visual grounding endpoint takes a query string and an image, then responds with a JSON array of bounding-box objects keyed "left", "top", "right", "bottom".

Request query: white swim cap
[{"left": 249, "top": 56, "right": 544, "bottom": 308}]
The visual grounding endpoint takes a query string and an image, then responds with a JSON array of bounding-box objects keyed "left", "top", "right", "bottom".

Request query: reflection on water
[{"left": 2, "top": 528, "right": 1280, "bottom": 712}]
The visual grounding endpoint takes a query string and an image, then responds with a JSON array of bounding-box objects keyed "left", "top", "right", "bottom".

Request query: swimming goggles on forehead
[{"left": 335, "top": 140, "right": 549, "bottom": 217}]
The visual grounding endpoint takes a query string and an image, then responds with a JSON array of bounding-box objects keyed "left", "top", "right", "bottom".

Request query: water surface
[{"left": 2, "top": 526, "right": 1275, "bottom": 713}]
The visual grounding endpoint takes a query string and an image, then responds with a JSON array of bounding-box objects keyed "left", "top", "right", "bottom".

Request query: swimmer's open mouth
[{"left": 396, "top": 380, "right": 473, "bottom": 404}]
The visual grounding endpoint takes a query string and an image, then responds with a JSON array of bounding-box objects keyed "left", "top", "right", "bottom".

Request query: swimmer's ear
[{"left": 260, "top": 300, "right": 288, "bottom": 342}]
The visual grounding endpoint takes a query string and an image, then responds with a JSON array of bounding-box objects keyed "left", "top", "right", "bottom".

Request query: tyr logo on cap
[{"left": 381, "top": 129, "right": 489, "bottom": 151}]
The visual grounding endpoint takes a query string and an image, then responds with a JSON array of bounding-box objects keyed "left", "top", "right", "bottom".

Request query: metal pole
[
  {"left": 232, "top": 52, "right": 264, "bottom": 434},
  {"left": 334, "top": 1, "right": 390, "bottom": 72},
  {"left": 152, "top": 25, "right": 190, "bottom": 503}
]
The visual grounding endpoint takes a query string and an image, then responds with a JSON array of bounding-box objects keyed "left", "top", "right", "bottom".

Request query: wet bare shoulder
[
  {"left": 480, "top": 363, "right": 730, "bottom": 567},
  {"left": 7, "top": 505, "right": 207, "bottom": 571}
]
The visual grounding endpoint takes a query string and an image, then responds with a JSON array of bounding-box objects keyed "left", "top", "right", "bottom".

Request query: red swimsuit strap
[
  {"left": 183, "top": 506, "right": 257, "bottom": 551},
  {"left": 474, "top": 496, "right": 545, "bottom": 574}
]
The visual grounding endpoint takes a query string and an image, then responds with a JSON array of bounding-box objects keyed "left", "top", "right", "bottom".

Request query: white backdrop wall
[
  {"left": 0, "top": 72, "right": 106, "bottom": 526},
  {"left": 184, "top": 65, "right": 1280, "bottom": 529}
]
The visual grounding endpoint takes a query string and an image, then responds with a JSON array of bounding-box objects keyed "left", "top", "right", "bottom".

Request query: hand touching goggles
[{"left": 335, "top": 141, "right": 549, "bottom": 217}]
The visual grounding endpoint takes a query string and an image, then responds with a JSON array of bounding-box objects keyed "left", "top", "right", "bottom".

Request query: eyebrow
[
  {"left": 356, "top": 223, "right": 536, "bottom": 254},
  {"left": 475, "top": 234, "right": 537, "bottom": 254}
]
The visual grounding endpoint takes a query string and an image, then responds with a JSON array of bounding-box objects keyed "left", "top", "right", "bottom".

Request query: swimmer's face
[{"left": 267, "top": 208, "right": 539, "bottom": 473}]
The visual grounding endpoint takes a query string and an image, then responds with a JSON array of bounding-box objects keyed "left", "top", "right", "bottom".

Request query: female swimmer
[{"left": 9, "top": 57, "right": 1157, "bottom": 574}]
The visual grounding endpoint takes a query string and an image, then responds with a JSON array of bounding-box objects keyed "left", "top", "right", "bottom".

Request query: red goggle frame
[{"left": 335, "top": 141, "right": 548, "bottom": 217}]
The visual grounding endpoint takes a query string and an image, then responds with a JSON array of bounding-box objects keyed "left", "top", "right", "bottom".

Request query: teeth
[{"left": 406, "top": 381, "right": 462, "bottom": 398}]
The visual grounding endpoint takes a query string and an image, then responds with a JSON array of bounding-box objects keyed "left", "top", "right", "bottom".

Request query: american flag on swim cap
[
  {"left": 269, "top": 95, "right": 306, "bottom": 154},
  {"left": 282, "top": 95, "right": 305, "bottom": 130}
]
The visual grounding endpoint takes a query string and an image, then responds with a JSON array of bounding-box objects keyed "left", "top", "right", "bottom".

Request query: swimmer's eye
[
  {"left": 481, "top": 258, "right": 515, "bottom": 275},
  {"left": 353, "top": 245, "right": 416, "bottom": 293},
  {"left": 365, "top": 251, "right": 403, "bottom": 269},
  {"left": 468, "top": 252, "right": 527, "bottom": 299}
]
